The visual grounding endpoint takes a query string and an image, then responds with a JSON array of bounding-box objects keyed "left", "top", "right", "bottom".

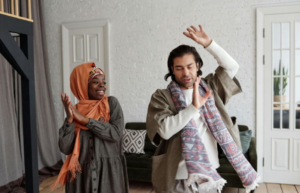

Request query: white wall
[{"left": 43, "top": 0, "right": 294, "bottom": 135}]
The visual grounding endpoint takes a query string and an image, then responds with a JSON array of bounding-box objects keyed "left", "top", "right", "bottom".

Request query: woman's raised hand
[
  {"left": 70, "top": 105, "right": 90, "bottom": 126},
  {"left": 61, "top": 93, "right": 73, "bottom": 124}
]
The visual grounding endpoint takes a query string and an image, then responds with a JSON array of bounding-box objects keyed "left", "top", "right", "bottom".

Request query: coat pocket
[{"left": 152, "top": 153, "right": 166, "bottom": 188}]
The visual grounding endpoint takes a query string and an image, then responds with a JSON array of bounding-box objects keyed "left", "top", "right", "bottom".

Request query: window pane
[
  {"left": 273, "top": 23, "right": 281, "bottom": 49},
  {"left": 282, "top": 104, "right": 290, "bottom": 129},
  {"left": 282, "top": 50, "right": 289, "bottom": 76},
  {"left": 273, "top": 50, "right": 281, "bottom": 75},
  {"left": 296, "top": 78, "right": 300, "bottom": 103},
  {"left": 282, "top": 23, "right": 290, "bottom": 49},
  {"left": 273, "top": 105, "right": 280, "bottom": 129},
  {"left": 274, "top": 77, "right": 281, "bottom": 101},
  {"left": 296, "top": 22, "right": 300, "bottom": 48},
  {"left": 282, "top": 77, "right": 289, "bottom": 103},
  {"left": 296, "top": 50, "right": 300, "bottom": 76},
  {"left": 296, "top": 104, "right": 300, "bottom": 129}
]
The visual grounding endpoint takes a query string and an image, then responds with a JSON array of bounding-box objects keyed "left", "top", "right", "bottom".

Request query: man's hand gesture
[
  {"left": 183, "top": 25, "right": 212, "bottom": 48},
  {"left": 192, "top": 76, "right": 211, "bottom": 109}
]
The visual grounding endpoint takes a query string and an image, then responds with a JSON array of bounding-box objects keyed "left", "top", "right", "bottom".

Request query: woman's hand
[
  {"left": 70, "top": 105, "right": 90, "bottom": 126},
  {"left": 192, "top": 76, "right": 211, "bottom": 109},
  {"left": 61, "top": 93, "right": 73, "bottom": 124},
  {"left": 183, "top": 25, "right": 212, "bottom": 48}
]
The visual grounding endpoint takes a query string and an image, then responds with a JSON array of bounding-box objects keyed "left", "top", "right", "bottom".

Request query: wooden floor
[{"left": 39, "top": 176, "right": 300, "bottom": 193}]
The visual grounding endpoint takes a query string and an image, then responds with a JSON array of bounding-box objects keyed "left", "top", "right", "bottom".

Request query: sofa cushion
[
  {"left": 123, "top": 129, "right": 146, "bottom": 154},
  {"left": 125, "top": 151, "right": 153, "bottom": 169},
  {"left": 239, "top": 130, "right": 252, "bottom": 154},
  {"left": 125, "top": 122, "right": 156, "bottom": 152}
]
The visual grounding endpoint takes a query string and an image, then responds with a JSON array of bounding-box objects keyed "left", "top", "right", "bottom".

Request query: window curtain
[{"left": 0, "top": 0, "right": 62, "bottom": 192}]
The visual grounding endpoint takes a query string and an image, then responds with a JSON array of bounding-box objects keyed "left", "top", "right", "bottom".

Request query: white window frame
[{"left": 256, "top": 3, "right": 300, "bottom": 182}]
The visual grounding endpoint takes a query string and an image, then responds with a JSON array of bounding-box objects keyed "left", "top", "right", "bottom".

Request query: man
[{"left": 146, "top": 25, "right": 259, "bottom": 193}]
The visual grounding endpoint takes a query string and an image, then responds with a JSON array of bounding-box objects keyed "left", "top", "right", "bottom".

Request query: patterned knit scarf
[{"left": 167, "top": 80, "right": 259, "bottom": 193}]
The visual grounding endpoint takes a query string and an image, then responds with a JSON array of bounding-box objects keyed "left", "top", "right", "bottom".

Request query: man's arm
[
  {"left": 158, "top": 105, "right": 199, "bottom": 140},
  {"left": 205, "top": 40, "right": 239, "bottom": 79},
  {"left": 147, "top": 89, "right": 199, "bottom": 143},
  {"left": 184, "top": 24, "right": 242, "bottom": 105},
  {"left": 183, "top": 25, "right": 239, "bottom": 79},
  {"left": 158, "top": 76, "right": 210, "bottom": 139},
  {"left": 148, "top": 76, "right": 211, "bottom": 141}
]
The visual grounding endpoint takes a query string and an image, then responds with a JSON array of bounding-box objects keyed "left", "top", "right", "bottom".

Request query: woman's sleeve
[
  {"left": 58, "top": 119, "right": 76, "bottom": 155},
  {"left": 86, "top": 96, "right": 124, "bottom": 143}
]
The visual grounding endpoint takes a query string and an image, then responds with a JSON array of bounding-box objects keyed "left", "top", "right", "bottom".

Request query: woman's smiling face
[{"left": 88, "top": 74, "right": 106, "bottom": 100}]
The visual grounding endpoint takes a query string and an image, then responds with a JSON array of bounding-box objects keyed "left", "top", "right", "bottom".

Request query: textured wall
[{"left": 43, "top": 0, "right": 292, "bottom": 135}]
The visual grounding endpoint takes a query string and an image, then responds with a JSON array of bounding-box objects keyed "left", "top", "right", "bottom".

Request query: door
[
  {"left": 62, "top": 20, "right": 110, "bottom": 105},
  {"left": 60, "top": 20, "right": 109, "bottom": 162},
  {"left": 264, "top": 13, "right": 300, "bottom": 184}
]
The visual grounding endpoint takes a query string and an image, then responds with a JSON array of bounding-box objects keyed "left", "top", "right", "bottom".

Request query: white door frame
[
  {"left": 256, "top": 3, "right": 300, "bottom": 182},
  {"left": 61, "top": 19, "right": 110, "bottom": 97}
]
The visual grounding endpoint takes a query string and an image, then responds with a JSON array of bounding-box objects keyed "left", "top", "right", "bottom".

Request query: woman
[{"left": 53, "top": 62, "right": 129, "bottom": 193}]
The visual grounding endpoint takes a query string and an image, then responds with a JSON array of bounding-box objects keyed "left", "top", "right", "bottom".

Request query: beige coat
[{"left": 146, "top": 66, "right": 243, "bottom": 193}]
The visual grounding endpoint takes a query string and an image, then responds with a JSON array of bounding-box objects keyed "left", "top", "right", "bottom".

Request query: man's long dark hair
[{"left": 164, "top": 45, "right": 203, "bottom": 81}]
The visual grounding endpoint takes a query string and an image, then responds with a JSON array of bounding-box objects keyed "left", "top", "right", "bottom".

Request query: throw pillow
[
  {"left": 239, "top": 130, "right": 252, "bottom": 154},
  {"left": 123, "top": 129, "right": 146, "bottom": 154}
]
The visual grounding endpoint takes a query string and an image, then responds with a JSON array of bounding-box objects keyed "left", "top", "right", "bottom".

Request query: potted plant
[{"left": 273, "top": 59, "right": 288, "bottom": 107}]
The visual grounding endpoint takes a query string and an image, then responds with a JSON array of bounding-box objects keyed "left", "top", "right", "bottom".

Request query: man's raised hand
[{"left": 183, "top": 25, "right": 212, "bottom": 48}]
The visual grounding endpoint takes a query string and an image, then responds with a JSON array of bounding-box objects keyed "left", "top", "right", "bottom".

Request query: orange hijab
[{"left": 52, "top": 63, "right": 110, "bottom": 188}]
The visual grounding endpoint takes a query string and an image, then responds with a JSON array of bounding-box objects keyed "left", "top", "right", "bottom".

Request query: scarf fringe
[
  {"left": 244, "top": 175, "right": 261, "bottom": 193},
  {"left": 187, "top": 174, "right": 227, "bottom": 193},
  {"left": 50, "top": 171, "right": 67, "bottom": 190},
  {"left": 50, "top": 155, "right": 82, "bottom": 190},
  {"left": 68, "top": 155, "right": 82, "bottom": 181}
]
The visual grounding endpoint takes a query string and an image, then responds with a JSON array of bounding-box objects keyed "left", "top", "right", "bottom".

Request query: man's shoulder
[
  {"left": 149, "top": 88, "right": 173, "bottom": 107},
  {"left": 151, "top": 88, "right": 170, "bottom": 98}
]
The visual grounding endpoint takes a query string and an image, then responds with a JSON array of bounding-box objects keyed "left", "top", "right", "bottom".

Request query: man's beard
[{"left": 176, "top": 76, "right": 195, "bottom": 89}]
